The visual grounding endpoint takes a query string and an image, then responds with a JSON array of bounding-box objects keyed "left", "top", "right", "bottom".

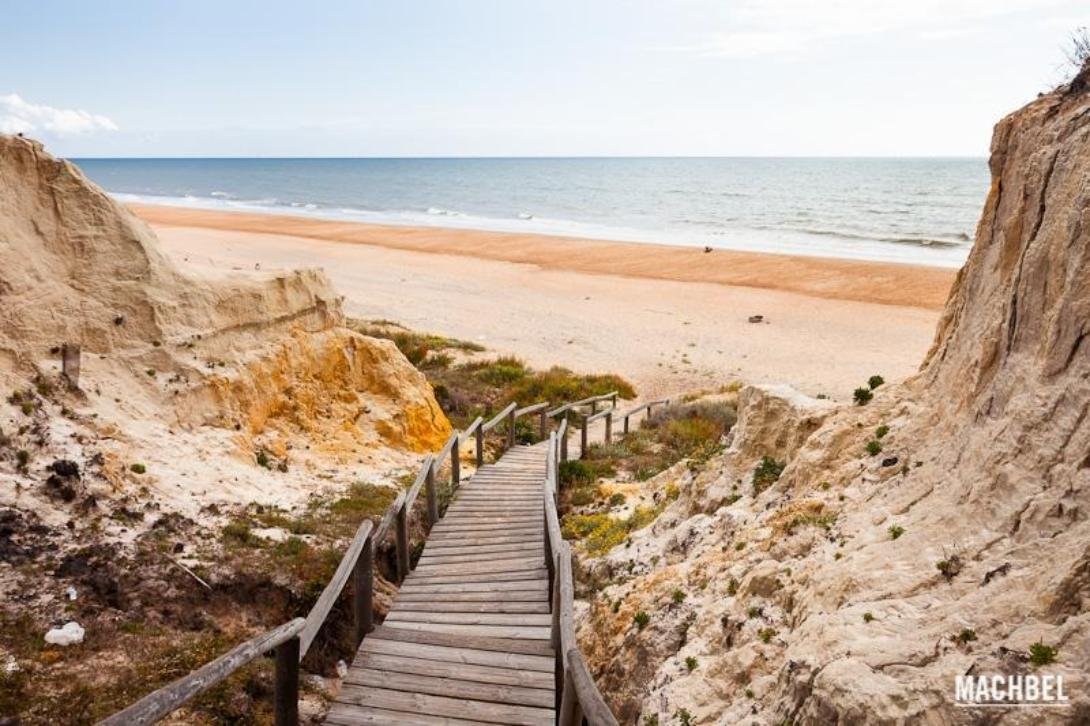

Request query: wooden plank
[
  {"left": 419, "top": 541, "right": 544, "bottom": 558},
  {"left": 429, "top": 526, "right": 542, "bottom": 540},
  {"left": 386, "top": 612, "right": 552, "bottom": 627},
  {"left": 333, "top": 684, "right": 553, "bottom": 726},
  {"left": 359, "top": 634, "right": 553, "bottom": 671},
  {"left": 416, "top": 549, "right": 544, "bottom": 566},
  {"left": 412, "top": 557, "right": 546, "bottom": 576},
  {"left": 369, "top": 625, "right": 554, "bottom": 657},
  {"left": 431, "top": 521, "right": 542, "bottom": 534},
  {"left": 344, "top": 668, "right": 553, "bottom": 708},
  {"left": 379, "top": 621, "right": 552, "bottom": 640},
  {"left": 391, "top": 600, "right": 549, "bottom": 614},
  {"left": 426, "top": 534, "right": 544, "bottom": 548},
  {"left": 394, "top": 588, "right": 545, "bottom": 597},
  {"left": 352, "top": 652, "right": 553, "bottom": 689},
  {"left": 398, "top": 580, "right": 547, "bottom": 595},
  {"left": 404, "top": 569, "right": 548, "bottom": 585},
  {"left": 325, "top": 704, "right": 489, "bottom": 726}
]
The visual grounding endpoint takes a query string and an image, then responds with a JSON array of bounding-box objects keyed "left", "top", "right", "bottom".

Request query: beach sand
[{"left": 134, "top": 204, "right": 954, "bottom": 400}]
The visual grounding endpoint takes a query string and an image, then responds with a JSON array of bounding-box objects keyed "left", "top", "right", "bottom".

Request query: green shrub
[
  {"left": 222, "top": 521, "right": 259, "bottom": 547},
  {"left": 676, "top": 708, "right": 693, "bottom": 726},
  {"left": 130, "top": 463, "right": 146, "bottom": 474},
  {"left": 684, "top": 656, "right": 698, "bottom": 672},
  {"left": 1029, "top": 642, "right": 1057, "bottom": 666},
  {"left": 757, "top": 628, "right": 777, "bottom": 644},
  {"left": 865, "top": 440, "right": 882, "bottom": 456},
  {"left": 853, "top": 387, "right": 873, "bottom": 405},
  {"left": 671, "top": 589, "right": 686, "bottom": 604},
  {"left": 752, "top": 456, "right": 785, "bottom": 494},
  {"left": 726, "top": 578, "right": 738, "bottom": 596},
  {"left": 868, "top": 375, "right": 885, "bottom": 390},
  {"left": 255, "top": 450, "right": 271, "bottom": 469},
  {"left": 863, "top": 612, "right": 875, "bottom": 623},
  {"left": 15, "top": 449, "right": 30, "bottom": 469},
  {"left": 956, "top": 628, "right": 977, "bottom": 644},
  {"left": 888, "top": 524, "right": 905, "bottom": 540},
  {"left": 875, "top": 424, "right": 889, "bottom": 439},
  {"left": 608, "top": 492, "right": 626, "bottom": 507},
  {"left": 634, "top": 611, "right": 650, "bottom": 630}
]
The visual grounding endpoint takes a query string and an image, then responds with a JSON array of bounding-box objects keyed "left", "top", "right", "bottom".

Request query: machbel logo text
[{"left": 955, "top": 674, "right": 1070, "bottom": 707}]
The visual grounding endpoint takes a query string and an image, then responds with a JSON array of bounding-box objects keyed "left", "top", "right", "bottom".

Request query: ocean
[{"left": 75, "top": 157, "right": 988, "bottom": 268}]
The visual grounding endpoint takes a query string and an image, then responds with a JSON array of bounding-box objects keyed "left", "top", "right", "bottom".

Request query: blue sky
[{"left": 1, "top": 0, "right": 1086, "bottom": 157}]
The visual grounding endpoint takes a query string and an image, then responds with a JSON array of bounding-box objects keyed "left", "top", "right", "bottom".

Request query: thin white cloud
[
  {"left": 0, "top": 93, "right": 118, "bottom": 136},
  {"left": 676, "top": 0, "right": 1069, "bottom": 58}
]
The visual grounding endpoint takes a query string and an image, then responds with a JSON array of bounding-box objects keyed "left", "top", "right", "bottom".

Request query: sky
[{"left": 0, "top": 0, "right": 1087, "bottom": 157}]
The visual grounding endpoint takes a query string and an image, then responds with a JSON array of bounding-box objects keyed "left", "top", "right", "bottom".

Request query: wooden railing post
[
  {"left": 274, "top": 636, "right": 300, "bottom": 726},
  {"left": 580, "top": 417, "right": 588, "bottom": 460},
  {"left": 610, "top": 392, "right": 617, "bottom": 408},
  {"left": 539, "top": 410, "right": 548, "bottom": 441},
  {"left": 604, "top": 411, "right": 613, "bottom": 444},
  {"left": 590, "top": 399, "right": 598, "bottom": 414},
  {"left": 558, "top": 666, "right": 577, "bottom": 726},
  {"left": 623, "top": 413, "right": 630, "bottom": 435},
  {"left": 561, "top": 418, "right": 569, "bottom": 463},
  {"left": 506, "top": 407, "right": 516, "bottom": 449},
  {"left": 353, "top": 536, "right": 373, "bottom": 644},
  {"left": 395, "top": 501, "right": 409, "bottom": 581},
  {"left": 475, "top": 426, "right": 484, "bottom": 467},
  {"left": 425, "top": 463, "right": 439, "bottom": 526},
  {"left": 451, "top": 436, "right": 460, "bottom": 489}
]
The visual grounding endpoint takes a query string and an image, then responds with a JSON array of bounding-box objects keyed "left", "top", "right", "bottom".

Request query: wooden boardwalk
[{"left": 326, "top": 445, "right": 555, "bottom": 726}]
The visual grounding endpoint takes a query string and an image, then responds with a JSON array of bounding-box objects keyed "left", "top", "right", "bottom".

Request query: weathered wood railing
[
  {"left": 578, "top": 398, "right": 670, "bottom": 458},
  {"left": 543, "top": 426, "right": 619, "bottom": 726},
  {"left": 100, "top": 392, "right": 615, "bottom": 725}
]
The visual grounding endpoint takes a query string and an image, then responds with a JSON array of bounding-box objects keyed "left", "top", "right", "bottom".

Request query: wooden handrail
[
  {"left": 514, "top": 401, "right": 550, "bottom": 417},
  {"left": 458, "top": 415, "right": 484, "bottom": 442},
  {"left": 545, "top": 391, "right": 617, "bottom": 418},
  {"left": 372, "top": 490, "right": 405, "bottom": 545},
  {"left": 544, "top": 431, "right": 616, "bottom": 725},
  {"left": 566, "top": 649, "right": 618, "bottom": 726},
  {"left": 585, "top": 408, "right": 612, "bottom": 424},
  {"left": 98, "top": 618, "right": 305, "bottom": 726},
  {"left": 298, "top": 519, "right": 374, "bottom": 657},
  {"left": 481, "top": 401, "right": 517, "bottom": 432},
  {"left": 403, "top": 454, "right": 435, "bottom": 511},
  {"left": 617, "top": 398, "right": 670, "bottom": 421}
]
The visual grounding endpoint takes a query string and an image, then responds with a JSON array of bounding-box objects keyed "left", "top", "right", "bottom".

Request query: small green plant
[
  {"left": 757, "top": 627, "right": 776, "bottom": 644},
  {"left": 634, "top": 611, "right": 650, "bottom": 631},
  {"left": 735, "top": 541, "right": 745, "bottom": 551},
  {"left": 853, "top": 387, "right": 873, "bottom": 406},
  {"left": 752, "top": 456, "right": 785, "bottom": 494},
  {"left": 145, "top": 368, "right": 156, "bottom": 377},
  {"left": 609, "top": 492, "right": 626, "bottom": 507},
  {"left": 936, "top": 554, "right": 962, "bottom": 581},
  {"left": 222, "top": 520, "right": 259, "bottom": 547},
  {"left": 864, "top": 439, "right": 882, "bottom": 456},
  {"left": 956, "top": 628, "right": 977, "bottom": 644},
  {"left": 868, "top": 375, "right": 885, "bottom": 390},
  {"left": 863, "top": 612, "right": 875, "bottom": 623},
  {"left": 15, "top": 449, "right": 30, "bottom": 469},
  {"left": 672, "top": 589, "right": 686, "bottom": 604},
  {"left": 130, "top": 463, "right": 146, "bottom": 474},
  {"left": 888, "top": 524, "right": 904, "bottom": 540},
  {"left": 744, "top": 688, "right": 755, "bottom": 699},
  {"left": 256, "top": 449, "right": 271, "bottom": 469},
  {"left": 611, "top": 599, "right": 621, "bottom": 614},
  {"left": 676, "top": 708, "right": 693, "bottom": 726},
  {"left": 875, "top": 424, "right": 889, "bottom": 439},
  {"left": 726, "top": 578, "right": 738, "bottom": 596},
  {"left": 684, "top": 656, "right": 698, "bottom": 672},
  {"left": 746, "top": 606, "right": 761, "bottom": 619},
  {"left": 643, "top": 716, "right": 659, "bottom": 726},
  {"left": 1029, "top": 642, "right": 1058, "bottom": 666}
]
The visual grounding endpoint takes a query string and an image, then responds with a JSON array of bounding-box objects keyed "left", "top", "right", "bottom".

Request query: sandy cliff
[
  {"left": 576, "top": 71, "right": 1090, "bottom": 723},
  {"left": 0, "top": 133, "right": 449, "bottom": 516}
]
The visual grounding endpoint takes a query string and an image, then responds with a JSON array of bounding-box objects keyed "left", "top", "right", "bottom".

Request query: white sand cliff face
[
  {"left": 0, "top": 134, "right": 450, "bottom": 524},
  {"left": 575, "top": 74, "right": 1090, "bottom": 722}
]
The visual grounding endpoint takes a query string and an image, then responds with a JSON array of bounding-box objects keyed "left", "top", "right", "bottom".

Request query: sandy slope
[{"left": 142, "top": 214, "right": 943, "bottom": 399}]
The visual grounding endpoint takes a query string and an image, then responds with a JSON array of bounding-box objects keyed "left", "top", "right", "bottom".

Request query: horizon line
[{"left": 69, "top": 154, "right": 989, "bottom": 161}]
